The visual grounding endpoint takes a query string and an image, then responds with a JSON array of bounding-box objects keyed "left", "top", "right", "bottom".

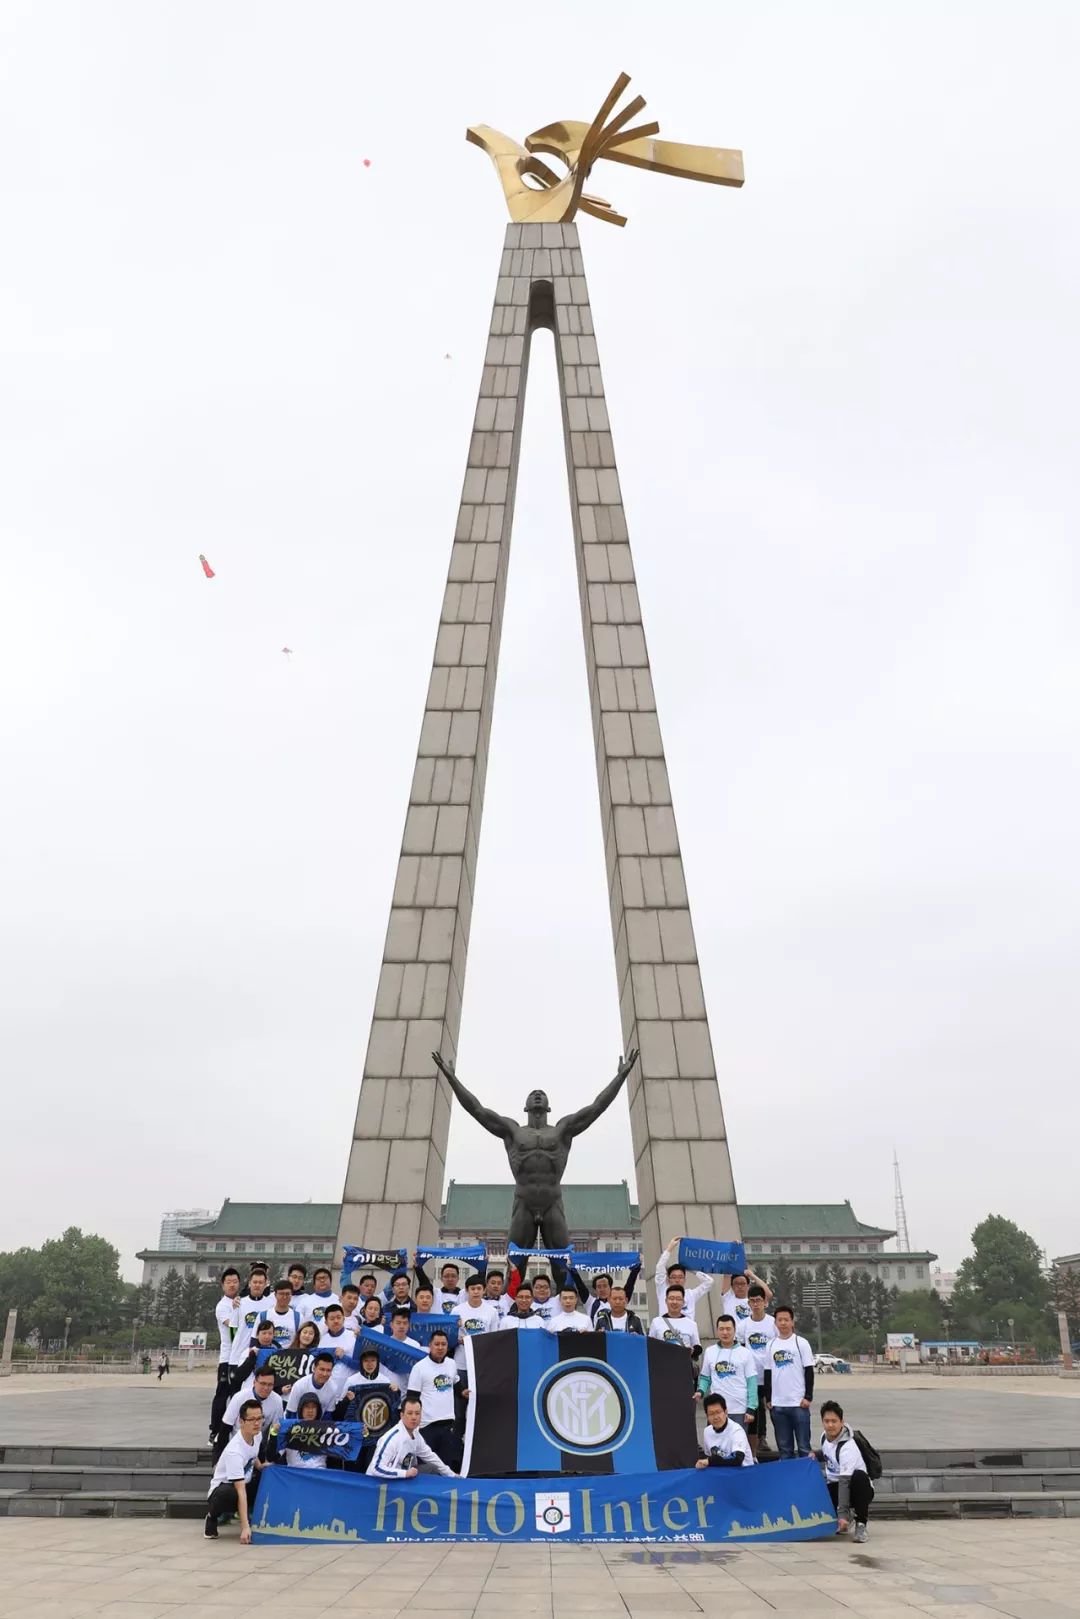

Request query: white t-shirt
[
  {"left": 700, "top": 1343, "right": 758, "bottom": 1414},
  {"left": 215, "top": 1295, "right": 238, "bottom": 1363},
  {"left": 738, "top": 1313, "right": 778, "bottom": 1374},
  {"left": 702, "top": 1419, "right": 754, "bottom": 1466},
  {"left": 821, "top": 1427, "right": 869, "bottom": 1482},
  {"left": 452, "top": 1298, "right": 500, "bottom": 1368},
  {"left": 766, "top": 1333, "right": 815, "bottom": 1405},
  {"left": 285, "top": 1374, "right": 339, "bottom": 1416},
  {"left": 208, "top": 1431, "right": 260, "bottom": 1497},
  {"left": 601, "top": 1311, "right": 630, "bottom": 1330},
  {"left": 500, "top": 1309, "right": 544, "bottom": 1331},
  {"left": 544, "top": 1310, "right": 594, "bottom": 1334},
  {"left": 653, "top": 1255, "right": 713, "bottom": 1311},
  {"left": 721, "top": 1288, "right": 753, "bottom": 1325},
  {"left": 305, "top": 1291, "right": 341, "bottom": 1328},
  {"left": 366, "top": 1421, "right": 455, "bottom": 1478},
  {"left": 222, "top": 1388, "right": 284, "bottom": 1433},
  {"left": 649, "top": 1313, "right": 701, "bottom": 1351},
  {"left": 257, "top": 1306, "right": 301, "bottom": 1349},
  {"left": 530, "top": 1293, "right": 558, "bottom": 1321},
  {"left": 407, "top": 1354, "right": 459, "bottom": 1425},
  {"left": 229, "top": 1294, "right": 272, "bottom": 1365},
  {"left": 433, "top": 1286, "right": 464, "bottom": 1316},
  {"left": 317, "top": 1325, "right": 355, "bottom": 1397},
  {"left": 285, "top": 1447, "right": 327, "bottom": 1468}
]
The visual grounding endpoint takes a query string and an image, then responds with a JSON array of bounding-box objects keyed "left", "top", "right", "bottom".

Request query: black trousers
[
  {"left": 828, "top": 1473, "right": 873, "bottom": 1525},
  {"left": 206, "top": 1471, "right": 260, "bottom": 1522},
  {"left": 209, "top": 1363, "right": 232, "bottom": 1435},
  {"left": 423, "top": 1419, "right": 462, "bottom": 1471}
]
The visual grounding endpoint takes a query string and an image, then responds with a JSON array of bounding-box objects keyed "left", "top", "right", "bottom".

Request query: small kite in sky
[
  {"left": 282, "top": 646, "right": 294, "bottom": 659},
  {"left": 199, "top": 554, "right": 215, "bottom": 578}
]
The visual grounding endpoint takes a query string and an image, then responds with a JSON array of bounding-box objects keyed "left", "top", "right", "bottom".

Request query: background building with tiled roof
[
  {"left": 136, "top": 1191, "right": 935, "bottom": 1296},
  {"left": 135, "top": 1200, "right": 339, "bottom": 1285}
]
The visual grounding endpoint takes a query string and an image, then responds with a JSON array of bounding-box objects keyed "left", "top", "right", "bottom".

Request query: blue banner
[
  {"left": 571, "top": 1251, "right": 641, "bottom": 1273},
  {"left": 275, "top": 1419, "right": 366, "bottom": 1463},
  {"left": 677, "top": 1237, "right": 746, "bottom": 1275},
  {"left": 409, "top": 1313, "right": 460, "bottom": 1350},
  {"left": 416, "top": 1245, "right": 486, "bottom": 1264},
  {"left": 255, "top": 1346, "right": 315, "bottom": 1386},
  {"left": 252, "top": 1457, "right": 834, "bottom": 1544},
  {"left": 354, "top": 1327, "right": 426, "bottom": 1377},
  {"left": 508, "top": 1243, "right": 572, "bottom": 1264},
  {"left": 342, "top": 1247, "right": 407, "bottom": 1278}
]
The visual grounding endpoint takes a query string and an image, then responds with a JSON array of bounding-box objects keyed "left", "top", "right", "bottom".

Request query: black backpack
[
  {"left": 823, "top": 1428, "right": 882, "bottom": 1481},
  {"left": 851, "top": 1430, "right": 882, "bottom": 1479}
]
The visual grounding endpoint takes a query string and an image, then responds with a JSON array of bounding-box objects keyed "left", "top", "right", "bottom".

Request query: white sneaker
[{"left": 853, "top": 1523, "right": 868, "bottom": 1544}]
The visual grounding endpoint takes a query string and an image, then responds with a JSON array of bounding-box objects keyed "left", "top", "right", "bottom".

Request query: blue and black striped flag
[{"left": 462, "top": 1330, "right": 697, "bottom": 1477}]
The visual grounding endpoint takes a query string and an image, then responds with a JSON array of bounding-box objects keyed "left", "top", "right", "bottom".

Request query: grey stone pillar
[{"left": 338, "top": 224, "right": 741, "bottom": 1303}]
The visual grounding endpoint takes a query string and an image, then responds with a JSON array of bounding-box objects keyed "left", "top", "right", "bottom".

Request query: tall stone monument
[{"left": 337, "top": 76, "right": 744, "bottom": 1297}]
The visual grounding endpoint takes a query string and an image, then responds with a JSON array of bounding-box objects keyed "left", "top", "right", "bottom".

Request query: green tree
[
  {"left": 883, "top": 1287, "right": 944, "bottom": 1340},
  {"left": 178, "top": 1272, "right": 205, "bottom": 1330},
  {"left": 848, "top": 1268, "right": 874, "bottom": 1329},
  {"left": 1049, "top": 1265, "right": 1080, "bottom": 1324},
  {"left": 952, "top": 1215, "right": 1048, "bottom": 1317},
  {"left": 26, "top": 1229, "right": 126, "bottom": 1344},
  {"left": 155, "top": 1268, "right": 184, "bottom": 1333},
  {"left": 0, "top": 1247, "right": 45, "bottom": 1324},
  {"left": 764, "top": 1257, "right": 796, "bottom": 1307},
  {"left": 198, "top": 1280, "right": 223, "bottom": 1336}
]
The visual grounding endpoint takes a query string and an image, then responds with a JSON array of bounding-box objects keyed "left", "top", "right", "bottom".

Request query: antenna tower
[{"left": 893, "top": 1149, "right": 912, "bottom": 1252}]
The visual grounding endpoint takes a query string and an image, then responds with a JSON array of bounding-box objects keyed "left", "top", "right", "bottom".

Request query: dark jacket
[{"left": 594, "top": 1306, "right": 645, "bottom": 1335}]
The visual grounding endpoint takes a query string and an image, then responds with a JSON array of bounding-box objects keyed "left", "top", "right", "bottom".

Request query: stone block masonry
[{"left": 337, "top": 223, "right": 740, "bottom": 1311}]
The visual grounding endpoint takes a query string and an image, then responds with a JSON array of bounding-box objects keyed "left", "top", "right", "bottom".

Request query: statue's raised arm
[
  {"left": 431, "top": 1051, "right": 517, "bottom": 1142},
  {"left": 555, "top": 1049, "right": 639, "bottom": 1142}
]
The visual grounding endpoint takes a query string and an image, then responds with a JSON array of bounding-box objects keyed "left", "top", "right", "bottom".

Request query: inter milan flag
[
  {"left": 462, "top": 1330, "right": 697, "bottom": 1478},
  {"left": 338, "top": 1381, "right": 399, "bottom": 1443}
]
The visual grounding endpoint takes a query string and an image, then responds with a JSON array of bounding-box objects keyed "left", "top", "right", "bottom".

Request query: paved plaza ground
[
  {"left": 3, "top": 1370, "right": 1080, "bottom": 1449},
  {"left": 2, "top": 1516, "right": 1080, "bottom": 1619}
]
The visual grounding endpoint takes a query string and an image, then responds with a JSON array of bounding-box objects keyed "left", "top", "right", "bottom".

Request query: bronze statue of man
[{"left": 431, "top": 1050, "right": 639, "bottom": 1250}]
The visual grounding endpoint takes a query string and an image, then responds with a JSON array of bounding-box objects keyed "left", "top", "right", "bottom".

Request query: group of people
[{"left": 205, "top": 1239, "right": 874, "bottom": 1545}]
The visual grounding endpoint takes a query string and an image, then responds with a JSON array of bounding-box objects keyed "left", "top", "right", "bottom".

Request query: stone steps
[
  {"left": 3, "top": 1486, "right": 1079, "bottom": 1523},
  {"left": 875, "top": 1491, "right": 1080, "bottom": 1520},
  {"left": 6, "top": 1443, "right": 1080, "bottom": 1470},
  {"left": 4, "top": 1444, "right": 1080, "bottom": 1524}
]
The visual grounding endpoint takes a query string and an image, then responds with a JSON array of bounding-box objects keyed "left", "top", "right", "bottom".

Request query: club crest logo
[
  {"left": 534, "top": 1358, "right": 634, "bottom": 1455},
  {"left": 534, "top": 1490, "right": 571, "bottom": 1534},
  {"left": 360, "top": 1395, "right": 391, "bottom": 1436}
]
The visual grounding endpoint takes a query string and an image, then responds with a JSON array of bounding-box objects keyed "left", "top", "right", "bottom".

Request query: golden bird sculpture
[{"left": 467, "top": 72, "right": 744, "bottom": 228}]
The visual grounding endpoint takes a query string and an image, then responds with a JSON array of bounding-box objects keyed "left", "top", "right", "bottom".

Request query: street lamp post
[
  {"left": 1008, "top": 1316, "right": 1016, "bottom": 1362},
  {"left": 62, "top": 1315, "right": 72, "bottom": 1355}
]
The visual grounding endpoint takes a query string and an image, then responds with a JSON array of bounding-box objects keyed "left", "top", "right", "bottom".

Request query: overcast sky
[{"left": 2, "top": 3, "right": 1077, "bottom": 1281}]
